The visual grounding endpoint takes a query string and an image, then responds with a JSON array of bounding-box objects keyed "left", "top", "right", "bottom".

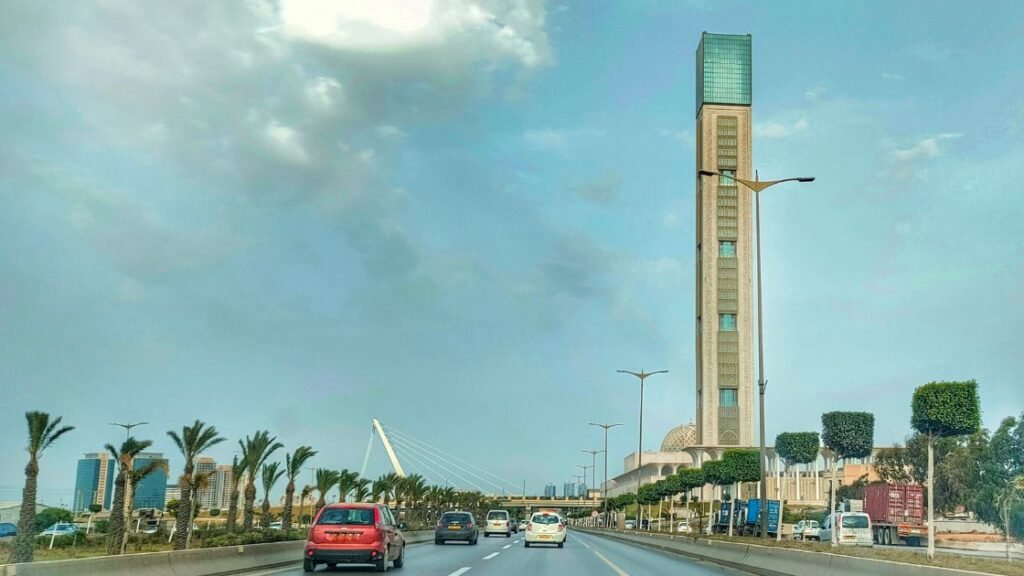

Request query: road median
[
  {"left": 0, "top": 530, "right": 434, "bottom": 576},
  {"left": 574, "top": 527, "right": 1020, "bottom": 576}
]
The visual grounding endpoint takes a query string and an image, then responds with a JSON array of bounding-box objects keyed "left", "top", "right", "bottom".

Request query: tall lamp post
[
  {"left": 589, "top": 422, "right": 622, "bottom": 522},
  {"left": 110, "top": 421, "right": 148, "bottom": 555},
  {"left": 698, "top": 169, "right": 815, "bottom": 538},
  {"left": 617, "top": 369, "right": 668, "bottom": 511},
  {"left": 577, "top": 464, "right": 593, "bottom": 498},
  {"left": 581, "top": 449, "right": 603, "bottom": 503}
]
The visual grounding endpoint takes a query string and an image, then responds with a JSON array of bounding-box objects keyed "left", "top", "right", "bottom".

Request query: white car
[
  {"left": 794, "top": 519, "right": 820, "bottom": 541},
  {"left": 676, "top": 521, "right": 692, "bottom": 533},
  {"left": 524, "top": 511, "right": 565, "bottom": 548},
  {"left": 268, "top": 521, "right": 282, "bottom": 530},
  {"left": 484, "top": 510, "right": 512, "bottom": 537},
  {"left": 819, "top": 513, "right": 872, "bottom": 547}
]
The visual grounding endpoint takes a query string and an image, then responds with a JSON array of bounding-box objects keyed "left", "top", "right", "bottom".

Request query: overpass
[{"left": 494, "top": 496, "right": 604, "bottom": 509}]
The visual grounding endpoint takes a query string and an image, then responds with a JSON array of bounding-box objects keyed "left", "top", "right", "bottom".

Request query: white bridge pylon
[{"left": 363, "top": 418, "right": 524, "bottom": 496}]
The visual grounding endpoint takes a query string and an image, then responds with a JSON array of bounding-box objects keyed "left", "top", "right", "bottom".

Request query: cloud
[
  {"left": 663, "top": 213, "right": 679, "bottom": 228},
  {"left": 884, "top": 133, "right": 962, "bottom": 181},
  {"left": 804, "top": 83, "right": 827, "bottom": 101},
  {"left": 881, "top": 72, "right": 904, "bottom": 81},
  {"left": 522, "top": 127, "right": 604, "bottom": 154},
  {"left": 657, "top": 128, "right": 695, "bottom": 149},
  {"left": 281, "top": 0, "right": 551, "bottom": 69},
  {"left": 571, "top": 171, "right": 621, "bottom": 204},
  {"left": 754, "top": 118, "right": 809, "bottom": 139}
]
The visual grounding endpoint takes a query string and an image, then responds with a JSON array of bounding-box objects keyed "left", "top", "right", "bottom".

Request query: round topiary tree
[
  {"left": 821, "top": 411, "right": 874, "bottom": 547},
  {"left": 775, "top": 432, "right": 820, "bottom": 501},
  {"left": 911, "top": 380, "right": 980, "bottom": 559},
  {"left": 676, "top": 467, "right": 706, "bottom": 533},
  {"left": 723, "top": 449, "right": 760, "bottom": 536},
  {"left": 701, "top": 459, "right": 737, "bottom": 535}
]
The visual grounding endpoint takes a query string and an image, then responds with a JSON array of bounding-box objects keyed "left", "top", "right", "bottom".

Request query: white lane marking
[
  {"left": 592, "top": 549, "right": 631, "bottom": 576},
  {"left": 502, "top": 544, "right": 512, "bottom": 549},
  {"left": 482, "top": 551, "right": 500, "bottom": 560},
  {"left": 573, "top": 535, "right": 592, "bottom": 549},
  {"left": 448, "top": 568, "right": 472, "bottom": 576}
]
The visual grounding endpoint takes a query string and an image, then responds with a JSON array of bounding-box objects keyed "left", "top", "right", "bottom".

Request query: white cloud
[
  {"left": 754, "top": 118, "right": 809, "bottom": 139},
  {"left": 265, "top": 121, "right": 310, "bottom": 165},
  {"left": 280, "top": 0, "right": 551, "bottom": 69},
  {"left": 804, "top": 83, "right": 826, "bottom": 101},
  {"left": 375, "top": 125, "right": 407, "bottom": 140},
  {"left": 523, "top": 128, "right": 568, "bottom": 152},
  {"left": 658, "top": 128, "right": 695, "bottom": 149},
  {"left": 663, "top": 213, "right": 679, "bottom": 228},
  {"left": 885, "top": 133, "right": 962, "bottom": 181},
  {"left": 881, "top": 72, "right": 904, "bottom": 81}
]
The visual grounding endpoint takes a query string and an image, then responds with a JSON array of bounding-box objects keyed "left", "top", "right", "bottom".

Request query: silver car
[
  {"left": 435, "top": 511, "right": 478, "bottom": 545},
  {"left": 794, "top": 519, "right": 820, "bottom": 541}
]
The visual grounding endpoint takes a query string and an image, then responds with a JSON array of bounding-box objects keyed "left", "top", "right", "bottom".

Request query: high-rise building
[
  {"left": 695, "top": 32, "right": 755, "bottom": 447},
  {"left": 562, "top": 482, "right": 576, "bottom": 498},
  {"left": 194, "top": 456, "right": 218, "bottom": 509},
  {"left": 544, "top": 484, "right": 556, "bottom": 497},
  {"left": 132, "top": 452, "right": 169, "bottom": 510},
  {"left": 213, "top": 464, "right": 235, "bottom": 510},
  {"left": 73, "top": 452, "right": 116, "bottom": 512}
]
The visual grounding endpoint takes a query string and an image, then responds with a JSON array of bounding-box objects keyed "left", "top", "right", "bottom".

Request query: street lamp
[
  {"left": 581, "top": 449, "right": 603, "bottom": 503},
  {"left": 698, "top": 169, "right": 815, "bottom": 538},
  {"left": 589, "top": 422, "right": 622, "bottom": 521},
  {"left": 617, "top": 369, "right": 668, "bottom": 508},
  {"left": 576, "top": 464, "right": 593, "bottom": 497},
  {"left": 109, "top": 421, "right": 148, "bottom": 555}
]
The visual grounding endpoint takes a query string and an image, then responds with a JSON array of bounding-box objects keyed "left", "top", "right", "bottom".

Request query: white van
[{"left": 819, "top": 512, "right": 872, "bottom": 546}]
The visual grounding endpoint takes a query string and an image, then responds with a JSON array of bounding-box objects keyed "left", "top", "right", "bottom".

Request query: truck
[
  {"left": 742, "top": 498, "right": 781, "bottom": 537},
  {"left": 863, "top": 484, "right": 928, "bottom": 546},
  {"left": 712, "top": 500, "right": 746, "bottom": 534}
]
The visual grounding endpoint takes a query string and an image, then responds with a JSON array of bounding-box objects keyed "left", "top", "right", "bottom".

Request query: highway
[{"left": 245, "top": 530, "right": 751, "bottom": 576}]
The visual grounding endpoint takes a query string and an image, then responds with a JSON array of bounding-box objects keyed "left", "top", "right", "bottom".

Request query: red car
[{"left": 304, "top": 503, "right": 406, "bottom": 572}]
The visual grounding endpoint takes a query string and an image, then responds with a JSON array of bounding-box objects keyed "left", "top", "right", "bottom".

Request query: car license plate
[
  {"left": 843, "top": 535, "right": 855, "bottom": 540},
  {"left": 449, "top": 525, "right": 460, "bottom": 529},
  {"left": 539, "top": 535, "right": 550, "bottom": 539}
]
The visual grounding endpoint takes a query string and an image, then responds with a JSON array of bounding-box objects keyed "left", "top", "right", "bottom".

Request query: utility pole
[
  {"left": 590, "top": 422, "right": 622, "bottom": 523},
  {"left": 617, "top": 370, "right": 668, "bottom": 507}
]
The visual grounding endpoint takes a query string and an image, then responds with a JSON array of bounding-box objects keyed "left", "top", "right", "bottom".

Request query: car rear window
[
  {"left": 841, "top": 515, "right": 869, "bottom": 529},
  {"left": 440, "top": 513, "right": 472, "bottom": 523},
  {"left": 487, "top": 511, "right": 508, "bottom": 520},
  {"left": 531, "top": 514, "right": 560, "bottom": 525},
  {"left": 318, "top": 508, "right": 375, "bottom": 526}
]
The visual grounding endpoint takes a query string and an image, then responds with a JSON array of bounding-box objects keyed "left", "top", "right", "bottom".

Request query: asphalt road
[{"left": 245, "top": 530, "right": 752, "bottom": 576}]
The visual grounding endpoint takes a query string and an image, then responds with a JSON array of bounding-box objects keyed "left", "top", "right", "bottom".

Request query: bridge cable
[
  {"left": 383, "top": 425, "right": 524, "bottom": 494},
  {"left": 385, "top": 430, "right": 517, "bottom": 495},
  {"left": 387, "top": 435, "right": 490, "bottom": 493}
]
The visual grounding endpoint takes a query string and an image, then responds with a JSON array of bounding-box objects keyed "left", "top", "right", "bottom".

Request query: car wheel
[
  {"left": 435, "top": 538, "right": 443, "bottom": 545},
  {"left": 524, "top": 541, "right": 530, "bottom": 548},
  {"left": 506, "top": 531, "right": 511, "bottom": 537},
  {"left": 375, "top": 547, "right": 389, "bottom": 572},
  {"left": 470, "top": 537, "right": 478, "bottom": 545},
  {"left": 393, "top": 545, "right": 405, "bottom": 568},
  {"left": 303, "top": 558, "right": 315, "bottom": 573},
  {"left": 557, "top": 542, "right": 564, "bottom": 548}
]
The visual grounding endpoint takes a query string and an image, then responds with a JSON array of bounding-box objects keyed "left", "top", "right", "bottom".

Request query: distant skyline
[{"left": 2, "top": 1, "right": 1022, "bottom": 505}]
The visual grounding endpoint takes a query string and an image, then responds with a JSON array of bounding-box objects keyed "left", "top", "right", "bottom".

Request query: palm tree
[
  {"left": 403, "top": 475, "right": 428, "bottom": 524},
  {"left": 352, "top": 478, "right": 372, "bottom": 503},
  {"left": 300, "top": 484, "right": 315, "bottom": 526},
  {"left": 104, "top": 438, "right": 166, "bottom": 555},
  {"left": 373, "top": 473, "right": 399, "bottom": 506},
  {"left": 167, "top": 421, "right": 224, "bottom": 549},
  {"left": 260, "top": 462, "right": 285, "bottom": 528},
  {"left": 239, "top": 431, "right": 283, "bottom": 530},
  {"left": 315, "top": 469, "right": 340, "bottom": 512},
  {"left": 7, "top": 412, "right": 74, "bottom": 564},
  {"left": 226, "top": 455, "right": 246, "bottom": 532},
  {"left": 336, "top": 469, "right": 361, "bottom": 503},
  {"left": 282, "top": 446, "right": 317, "bottom": 530}
]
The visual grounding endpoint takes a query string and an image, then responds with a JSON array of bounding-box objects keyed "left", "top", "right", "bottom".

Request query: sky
[{"left": 1, "top": 0, "right": 1022, "bottom": 506}]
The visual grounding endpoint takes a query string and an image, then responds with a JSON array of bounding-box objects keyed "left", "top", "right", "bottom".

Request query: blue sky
[{"left": 1, "top": 1, "right": 1022, "bottom": 505}]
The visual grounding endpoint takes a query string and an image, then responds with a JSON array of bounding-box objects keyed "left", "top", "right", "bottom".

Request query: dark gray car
[{"left": 434, "top": 511, "right": 478, "bottom": 545}]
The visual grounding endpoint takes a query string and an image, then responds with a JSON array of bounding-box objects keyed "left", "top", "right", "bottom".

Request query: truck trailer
[{"left": 863, "top": 483, "right": 928, "bottom": 546}]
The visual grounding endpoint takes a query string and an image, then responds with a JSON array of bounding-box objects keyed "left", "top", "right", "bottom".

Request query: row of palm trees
[{"left": 6, "top": 411, "right": 505, "bottom": 566}]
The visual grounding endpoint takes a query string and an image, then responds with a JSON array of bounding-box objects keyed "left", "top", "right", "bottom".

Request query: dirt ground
[{"left": 939, "top": 532, "right": 1013, "bottom": 543}]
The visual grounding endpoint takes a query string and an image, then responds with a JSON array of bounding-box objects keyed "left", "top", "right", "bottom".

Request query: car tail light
[
  {"left": 436, "top": 522, "right": 443, "bottom": 529},
  {"left": 558, "top": 523, "right": 565, "bottom": 531},
  {"left": 527, "top": 523, "right": 534, "bottom": 531},
  {"left": 466, "top": 522, "right": 473, "bottom": 529}
]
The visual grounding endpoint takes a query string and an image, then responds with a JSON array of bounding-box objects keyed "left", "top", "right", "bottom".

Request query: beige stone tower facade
[{"left": 695, "top": 33, "right": 754, "bottom": 447}]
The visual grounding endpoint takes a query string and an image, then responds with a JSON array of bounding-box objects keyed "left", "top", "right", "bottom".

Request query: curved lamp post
[{"left": 698, "top": 169, "right": 814, "bottom": 538}]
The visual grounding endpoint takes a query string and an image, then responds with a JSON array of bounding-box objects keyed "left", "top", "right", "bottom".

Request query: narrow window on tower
[
  {"left": 719, "top": 314, "right": 736, "bottom": 331},
  {"left": 719, "top": 240, "right": 736, "bottom": 257},
  {"left": 719, "top": 389, "right": 738, "bottom": 407},
  {"left": 719, "top": 170, "right": 735, "bottom": 185}
]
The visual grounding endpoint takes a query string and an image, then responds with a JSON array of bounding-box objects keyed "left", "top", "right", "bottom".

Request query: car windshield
[
  {"left": 842, "top": 516, "right": 869, "bottom": 529},
  {"left": 441, "top": 513, "right": 471, "bottom": 524},
  {"left": 532, "top": 514, "right": 560, "bottom": 525},
  {"left": 318, "top": 508, "right": 374, "bottom": 526},
  {"left": 487, "top": 512, "right": 507, "bottom": 520}
]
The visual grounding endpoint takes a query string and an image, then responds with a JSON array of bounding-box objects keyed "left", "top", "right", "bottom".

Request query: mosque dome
[{"left": 660, "top": 423, "right": 698, "bottom": 451}]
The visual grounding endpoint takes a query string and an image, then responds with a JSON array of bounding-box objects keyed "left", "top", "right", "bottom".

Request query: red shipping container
[{"left": 863, "top": 484, "right": 925, "bottom": 526}]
